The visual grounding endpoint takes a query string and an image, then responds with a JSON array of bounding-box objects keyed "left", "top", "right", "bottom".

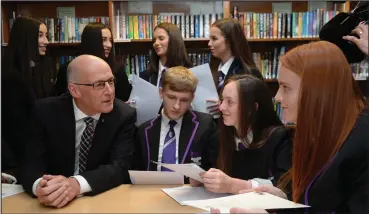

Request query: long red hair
[{"left": 278, "top": 41, "right": 366, "bottom": 202}]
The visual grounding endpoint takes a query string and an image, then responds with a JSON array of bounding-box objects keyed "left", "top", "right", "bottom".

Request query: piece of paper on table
[
  {"left": 152, "top": 161, "right": 205, "bottom": 182},
  {"left": 1, "top": 184, "right": 24, "bottom": 198},
  {"left": 128, "top": 75, "right": 162, "bottom": 126},
  {"left": 190, "top": 64, "right": 219, "bottom": 114},
  {"left": 162, "top": 186, "right": 230, "bottom": 205},
  {"left": 182, "top": 191, "right": 309, "bottom": 211},
  {"left": 128, "top": 170, "right": 184, "bottom": 185}
]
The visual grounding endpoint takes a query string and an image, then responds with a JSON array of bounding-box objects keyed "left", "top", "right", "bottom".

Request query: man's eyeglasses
[{"left": 70, "top": 77, "right": 116, "bottom": 90}]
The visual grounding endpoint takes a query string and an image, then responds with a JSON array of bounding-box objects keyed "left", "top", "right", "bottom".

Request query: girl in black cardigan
[
  {"left": 191, "top": 75, "right": 293, "bottom": 194},
  {"left": 207, "top": 18, "right": 262, "bottom": 116},
  {"left": 55, "top": 23, "right": 132, "bottom": 101},
  {"left": 2, "top": 17, "right": 56, "bottom": 180}
]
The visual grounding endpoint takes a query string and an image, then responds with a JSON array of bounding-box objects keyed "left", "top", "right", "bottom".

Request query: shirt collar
[
  {"left": 218, "top": 56, "right": 235, "bottom": 76},
  {"left": 73, "top": 99, "right": 101, "bottom": 122},
  {"left": 161, "top": 109, "right": 183, "bottom": 127},
  {"left": 235, "top": 131, "right": 253, "bottom": 149},
  {"left": 159, "top": 60, "right": 166, "bottom": 73}
]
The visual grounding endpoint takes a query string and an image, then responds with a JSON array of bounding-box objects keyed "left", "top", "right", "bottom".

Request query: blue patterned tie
[
  {"left": 159, "top": 68, "right": 166, "bottom": 87},
  {"left": 218, "top": 70, "right": 225, "bottom": 90},
  {"left": 161, "top": 120, "right": 177, "bottom": 171},
  {"left": 79, "top": 117, "right": 95, "bottom": 173}
]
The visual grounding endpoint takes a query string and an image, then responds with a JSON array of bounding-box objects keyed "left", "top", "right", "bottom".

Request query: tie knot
[
  {"left": 169, "top": 120, "right": 177, "bottom": 128},
  {"left": 83, "top": 117, "right": 94, "bottom": 126}
]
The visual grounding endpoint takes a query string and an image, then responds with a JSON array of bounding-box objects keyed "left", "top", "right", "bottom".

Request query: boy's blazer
[{"left": 134, "top": 110, "right": 219, "bottom": 171}]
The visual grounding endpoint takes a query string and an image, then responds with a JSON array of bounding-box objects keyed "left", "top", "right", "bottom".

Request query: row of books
[
  {"left": 113, "top": 13, "right": 224, "bottom": 40},
  {"left": 232, "top": 7, "right": 339, "bottom": 39},
  {"left": 56, "top": 53, "right": 369, "bottom": 82},
  {"left": 6, "top": 16, "right": 110, "bottom": 44},
  {"left": 253, "top": 46, "right": 286, "bottom": 80},
  {"left": 44, "top": 17, "right": 110, "bottom": 43}
]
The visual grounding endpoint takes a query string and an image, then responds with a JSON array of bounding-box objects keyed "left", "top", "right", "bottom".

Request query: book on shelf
[
  {"left": 351, "top": 57, "right": 369, "bottom": 80},
  {"left": 253, "top": 46, "right": 286, "bottom": 80},
  {"left": 232, "top": 6, "right": 339, "bottom": 39}
]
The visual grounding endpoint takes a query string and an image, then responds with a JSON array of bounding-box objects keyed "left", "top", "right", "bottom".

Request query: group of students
[{"left": 1, "top": 16, "right": 369, "bottom": 213}]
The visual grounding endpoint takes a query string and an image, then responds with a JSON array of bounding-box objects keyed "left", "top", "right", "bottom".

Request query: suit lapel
[
  {"left": 178, "top": 111, "right": 200, "bottom": 164},
  {"left": 59, "top": 95, "right": 77, "bottom": 175},
  {"left": 225, "top": 59, "right": 242, "bottom": 81},
  {"left": 144, "top": 116, "right": 161, "bottom": 170}
]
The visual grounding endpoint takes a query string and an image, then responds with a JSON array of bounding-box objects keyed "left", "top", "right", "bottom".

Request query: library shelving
[{"left": 1, "top": 0, "right": 368, "bottom": 100}]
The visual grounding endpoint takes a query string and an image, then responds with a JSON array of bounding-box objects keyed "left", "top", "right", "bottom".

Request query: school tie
[
  {"left": 238, "top": 143, "right": 246, "bottom": 151},
  {"left": 218, "top": 70, "right": 225, "bottom": 90},
  {"left": 79, "top": 117, "right": 95, "bottom": 174},
  {"left": 159, "top": 68, "right": 166, "bottom": 87},
  {"left": 161, "top": 120, "right": 177, "bottom": 171}
]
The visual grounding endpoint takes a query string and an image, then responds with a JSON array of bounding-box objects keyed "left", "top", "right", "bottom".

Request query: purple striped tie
[{"left": 161, "top": 120, "right": 177, "bottom": 171}]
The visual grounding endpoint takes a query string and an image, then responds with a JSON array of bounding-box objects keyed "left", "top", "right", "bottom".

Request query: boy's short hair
[{"left": 162, "top": 66, "right": 198, "bottom": 93}]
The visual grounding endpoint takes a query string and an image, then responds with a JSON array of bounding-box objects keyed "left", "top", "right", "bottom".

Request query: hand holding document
[
  {"left": 152, "top": 161, "right": 205, "bottom": 182},
  {"left": 128, "top": 75, "right": 162, "bottom": 126},
  {"left": 190, "top": 64, "right": 219, "bottom": 114},
  {"left": 162, "top": 186, "right": 230, "bottom": 205},
  {"left": 182, "top": 191, "right": 309, "bottom": 211},
  {"left": 128, "top": 170, "right": 184, "bottom": 185}
]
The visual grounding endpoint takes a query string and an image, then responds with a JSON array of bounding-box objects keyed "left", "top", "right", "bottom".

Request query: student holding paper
[
  {"left": 141, "top": 22, "right": 192, "bottom": 87},
  {"left": 212, "top": 41, "right": 369, "bottom": 213},
  {"left": 191, "top": 75, "right": 292, "bottom": 195},
  {"left": 55, "top": 23, "right": 132, "bottom": 101},
  {"left": 134, "top": 66, "right": 218, "bottom": 173},
  {"left": 206, "top": 18, "right": 263, "bottom": 115}
]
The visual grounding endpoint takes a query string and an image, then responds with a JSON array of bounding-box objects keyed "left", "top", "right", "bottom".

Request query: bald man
[{"left": 20, "top": 55, "right": 136, "bottom": 208}]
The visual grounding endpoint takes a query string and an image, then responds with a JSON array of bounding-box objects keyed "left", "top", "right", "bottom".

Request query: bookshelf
[{"left": 2, "top": 0, "right": 368, "bottom": 97}]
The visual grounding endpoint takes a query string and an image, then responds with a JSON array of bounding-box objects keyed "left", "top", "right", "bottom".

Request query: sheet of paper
[
  {"left": 182, "top": 192, "right": 309, "bottom": 211},
  {"left": 128, "top": 1, "right": 153, "bottom": 14},
  {"left": 272, "top": 2, "right": 292, "bottom": 14},
  {"left": 57, "top": 7, "right": 75, "bottom": 18},
  {"left": 162, "top": 186, "right": 230, "bottom": 205},
  {"left": 153, "top": 162, "right": 206, "bottom": 182},
  {"left": 128, "top": 75, "right": 162, "bottom": 126},
  {"left": 1, "top": 184, "right": 24, "bottom": 198},
  {"left": 128, "top": 170, "right": 184, "bottom": 185},
  {"left": 190, "top": 64, "right": 219, "bottom": 114}
]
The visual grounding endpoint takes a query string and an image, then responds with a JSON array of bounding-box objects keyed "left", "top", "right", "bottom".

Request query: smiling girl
[
  {"left": 55, "top": 23, "right": 132, "bottom": 101},
  {"left": 141, "top": 22, "right": 192, "bottom": 87}
]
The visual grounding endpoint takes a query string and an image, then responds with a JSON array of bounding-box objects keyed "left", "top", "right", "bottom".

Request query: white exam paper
[
  {"left": 1, "top": 184, "right": 24, "bottom": 198},
  {"left": 182, "top": 192, "right": 309, "bottom": 211},
  {"left": 129, "top": 170, "right": 184, "bottom": 185},
  {"left": 128, "top": 75, "right": 162, "bottom": 126},
  {"left": 190, "top": 64, "right": 219, "bottom": 114},
  {"left": 162, "top": 186, "right": 230, "bottom": 205},
  {"left": 154, "top": 162, "right": 206, "bottom": 182}
]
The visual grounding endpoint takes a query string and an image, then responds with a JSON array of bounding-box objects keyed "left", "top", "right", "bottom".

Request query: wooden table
[{"left": 2, "top": 185, "right": 205, "bottom": 213}]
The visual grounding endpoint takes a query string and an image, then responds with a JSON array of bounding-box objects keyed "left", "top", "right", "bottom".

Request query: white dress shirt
[
  {"left": 32, "top": 99, "right": 100, "bottom": 196},
  {"left": 157, "top": 61, "right": 167, "bottom": 88},
  {"left": 218, "top": 56, "right": 235, "bottom": 77},
  {"left": 157, "top": 109, "right": 183, "bottom": 171}
]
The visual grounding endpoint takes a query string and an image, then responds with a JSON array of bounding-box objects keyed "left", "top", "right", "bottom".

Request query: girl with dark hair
[
  {"left": 55, "top": 22, "right": 132, "bottom": 101},
  {"left": 141, "top": 22, "right": 192, "bottom": 87},
  {"left": 1, "top": 16, "right": 55, "bottom": 180},
  {"left": 207, "top": 18, "right": 263, "bottom": 116},
  {"left": 212, "top": 41, "right": 369, "bottom": 213},
  {"left": 191, "top": 75, "right": 292, "bottom": 194}
]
